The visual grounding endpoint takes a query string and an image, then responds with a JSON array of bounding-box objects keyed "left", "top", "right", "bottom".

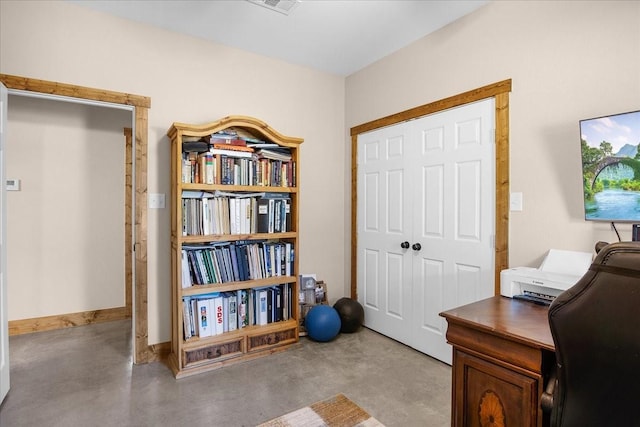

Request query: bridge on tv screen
[{"left": 591, "top": 156, "right": 633, "bottom": 188}]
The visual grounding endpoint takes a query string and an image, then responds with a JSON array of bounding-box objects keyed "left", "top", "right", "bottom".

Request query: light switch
[
  {"left": 149, "top": 193, "right": 166, "bottom": 209},
  {"left": 510, "top": 192, "right": 523, "bottom": 211}
]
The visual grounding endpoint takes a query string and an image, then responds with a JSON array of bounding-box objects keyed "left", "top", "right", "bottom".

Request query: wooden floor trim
[{"left": 8, "top": 307, "right": 130, "bottom": 336}]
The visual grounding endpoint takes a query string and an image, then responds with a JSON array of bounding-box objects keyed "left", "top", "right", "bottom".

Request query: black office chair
[{"left": 546, "top": 241, "right": 640, "bottom": 427}]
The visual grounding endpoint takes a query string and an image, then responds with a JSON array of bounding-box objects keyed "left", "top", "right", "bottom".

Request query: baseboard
[
  {"left": 8, "top": 306, "right": 131, "bottom": 336},
  {"left": 148, "top": 341, "right": 171, "bottom": 362}
]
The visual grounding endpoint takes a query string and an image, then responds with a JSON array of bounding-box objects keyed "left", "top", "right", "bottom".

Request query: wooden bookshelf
[{"left": 167, "top": 116, "right": 302, "bottom": 378}]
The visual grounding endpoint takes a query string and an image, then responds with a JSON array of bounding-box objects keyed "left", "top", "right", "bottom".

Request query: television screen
[{"left": 580, "top": 110, "right": 640, "bottom": 222}]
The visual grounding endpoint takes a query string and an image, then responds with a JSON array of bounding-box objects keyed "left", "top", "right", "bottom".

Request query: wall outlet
[
  {"left": 510, "top": 192, "right": 523, "bottom": 211},
  {"left": 148, "top": 193, "right": 165, "bottom": 209}
]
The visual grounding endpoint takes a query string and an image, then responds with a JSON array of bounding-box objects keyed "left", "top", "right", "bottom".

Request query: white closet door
[
  {"left": 409, "top": 98, "right": 495, "bottom": 364},
  {"left": 357, "top": 123, "right": 413, "bottom": 344},
  {"left": 356, "top": 98, "right": 495, "bottom": 365}
]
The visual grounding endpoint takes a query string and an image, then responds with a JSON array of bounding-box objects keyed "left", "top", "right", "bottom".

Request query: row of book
[
  {"left": 181, "top": 151, "right": 295, "bottom": 187},
  {"left": 181, "top": 241, "right": 294, "bottom": 287},
  {"left": 182, "top": 284, "right": 293, "bottom": 340},
  {"left": 182, "top": 191, "right": 291, "bottom": 236}
]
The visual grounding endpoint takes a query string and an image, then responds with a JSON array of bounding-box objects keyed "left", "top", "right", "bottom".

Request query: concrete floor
[{"left": 0, "top": 319, "right": 452, "bottom": 426}]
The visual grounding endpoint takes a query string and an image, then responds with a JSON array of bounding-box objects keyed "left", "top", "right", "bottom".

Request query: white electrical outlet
[
  {"left": 149, "top": 193, "right": 166, "bottom": 209},
  {"left": 510, "top": 192, "right": 523, "bottom": 211}
]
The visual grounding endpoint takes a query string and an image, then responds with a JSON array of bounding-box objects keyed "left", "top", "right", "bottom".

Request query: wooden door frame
[
  {"left": 124, "top": 128, "right": 133, "bottom": 318},
  {"left": 0, "top": 73, "right": 154, "bottom": 364},
  {"left": 350, "top": 79, "right": 512, "bottom": 298}
]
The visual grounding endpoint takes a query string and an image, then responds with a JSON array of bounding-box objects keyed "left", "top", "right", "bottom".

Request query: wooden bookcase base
[{"left": 167, "top": 339, "right": 300, "bottom": 379}]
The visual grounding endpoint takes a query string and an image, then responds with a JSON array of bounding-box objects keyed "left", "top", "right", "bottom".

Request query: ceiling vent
[{"left": 246, "top": 0, "right": 300, "bottom": 16}]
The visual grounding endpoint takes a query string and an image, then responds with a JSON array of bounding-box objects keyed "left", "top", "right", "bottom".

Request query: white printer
[{"left": 500, "top": 249, "right": 593, "bottom": 304}]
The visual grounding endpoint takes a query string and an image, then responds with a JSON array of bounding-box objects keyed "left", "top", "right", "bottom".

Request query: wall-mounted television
[{"left": 579, "top": 109, "right": 640, "bottom": 222}]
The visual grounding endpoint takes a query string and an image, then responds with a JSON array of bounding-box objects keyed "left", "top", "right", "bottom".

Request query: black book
[
  {"left": 274, "top": 285, "right": 283, "bottom": 322},
  {"left": 186, "top": 250, "right": 203, "bottom": 285},
  {"left": 229, "top": 243, "right": 240, "bottom": 282},
  {"left": 267, "top": 288, "right": 274, "bottom": 323},
  {"left": 256, "top": 198, "right": 270, "bottom": 233}
]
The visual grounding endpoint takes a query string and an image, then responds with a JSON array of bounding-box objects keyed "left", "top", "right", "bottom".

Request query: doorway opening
[{"left": 0, "top": 74, "right": 152, "bottom": 364}]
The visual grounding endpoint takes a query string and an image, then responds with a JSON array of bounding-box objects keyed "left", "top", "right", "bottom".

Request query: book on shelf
[
  {"left": 201, "top": 198, "right": 211, "bottom": 235},
  {"left": 248, "top": 289, "right": 255, "bottom": 327},
  {"left": 275, "top": 286, "right": 283, "bottom": 322},
  {"left": 229, "top": 243, "right": 240, "bottom": 282},
  {"left": 246, "top": 142, "right": 280, "bottom": 148},
  {"left": 181, "top": 250, "right": 193, "bottom": 288},
  {"left": 211, "top": 127, "right": 270, "bottom": 146},
  {"left": 212, "top": 143, "right": 254, "bottom": 153},
  {"left": 195, "top": 251, "right": 210, "bottom": 284},
  {"left": 181, "top": 194, "right": 240, "bottom": 237},
  {"left": 210, "top": 148, "right": 254, "bottom": 159},
  {"left": 256, "top": 193, "right": 291, "bottom": 233},
  {"left": 198, "top": 153, "right": 215, "bottom": 185},
  {"left": 213, "top": 296, "right": 224, "bottom": 336},
  {"left": 285, "top": 243, "right": 292, "bottom": 276},
  {"left": 197, "top": 298, "right": 213, "bottom": 338},
  {"left": 181, "top": 285, "right": 292, "bottom": 340},
  {"left": 182, "top": 140, "right": 209, "bottom": 152},
  {"left": 257, "top": 288, "right": 269, "bottom": 326},
  {"left": 283, "top": 283, "right": 291, "bottom": 320},
  {"left": 183, "top": 241, "right": 294, "bottom": 286},
  {"left": 228, "top": 292, "right": 238, "bottom": 332},
  {"left": 210, "top": 129, "right": 247, "bottom": 147},
  {"left": 222, "top": 295, "right": 230, "bottom": 333},
  {"left": 256, "top": 148, "right": 292, "bottom": 161},
  {"left": 180, "top": 135, "right": 295, "bottom": 186},
  {"left": 238, "top": 289, "right": 248, "bottom": 328},
  {"left": 210, "top": 137, "right": 246, "bottom": 147},
  {"left": 267, "top": 288, "right": 274, "bottom": 324},
  {"left": 182, "top": 298, "right": 193, "bottom": 339}
]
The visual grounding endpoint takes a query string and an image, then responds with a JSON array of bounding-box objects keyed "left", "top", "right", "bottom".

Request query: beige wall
[
  {"left": 346, "top": 0, "right": 640, "bottom": 268},
  {"left": 6, "top": 96, "right": 129, "bottom": 320},
  {"left": 0, "top": 1, "right": 346, "bottom": 344},
  {"left": 2, "top": 0, "right": 639, "bottom": 345}
]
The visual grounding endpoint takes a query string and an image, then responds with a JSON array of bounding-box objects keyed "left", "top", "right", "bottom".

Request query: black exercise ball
[{"left": 333, "top": 297, "right": 365, "bottom": 333}]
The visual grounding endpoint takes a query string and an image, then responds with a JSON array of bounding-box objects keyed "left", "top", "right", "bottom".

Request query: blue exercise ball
[{"left": 304, "top": 305, "right": 341, "bottom": 342}]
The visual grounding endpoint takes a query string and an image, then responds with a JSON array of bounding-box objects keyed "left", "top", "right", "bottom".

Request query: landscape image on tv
[{"left": 580, "top": 110, "right": 640, "bottom": 222}]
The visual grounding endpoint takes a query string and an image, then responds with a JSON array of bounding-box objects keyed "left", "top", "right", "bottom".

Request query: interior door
[
  {"left": 357, "top": 99, "right": 495, "bottom": 364},
  {"left": 357, "top": 122, "right": 413, "bottom": 345},
  {"left": 1, "top": 81, "right": 10, "bottom": 404},
  {"left": 409, "top": 99, "right": 495, "bottom": 363}
]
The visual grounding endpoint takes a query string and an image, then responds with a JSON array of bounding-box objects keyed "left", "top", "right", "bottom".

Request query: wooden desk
[{"left": 440, "top": 296, "right": 555, "bottom": 427}]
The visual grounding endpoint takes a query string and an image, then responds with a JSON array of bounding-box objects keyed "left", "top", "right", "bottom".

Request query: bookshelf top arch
[{"left": 167, "top": 115, "right": 303, "bottom": 149}]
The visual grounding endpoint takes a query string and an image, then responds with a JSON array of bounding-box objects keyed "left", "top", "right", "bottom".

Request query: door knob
[
  {"left": 400, "top": 241, "right": 410, "bottom": 249},
  {"left": 412, "top": 243, "right": 421, "bottom": 251}
]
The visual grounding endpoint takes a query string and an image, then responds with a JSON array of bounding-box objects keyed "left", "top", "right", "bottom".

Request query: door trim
[
  {"left": 350, "top": 79, "right": 512, "bottom": 298},
  {"left": 0, "top": 73, "right": 152, "bottom": 364}
]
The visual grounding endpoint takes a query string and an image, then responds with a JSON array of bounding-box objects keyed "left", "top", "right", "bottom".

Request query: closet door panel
[{"left": 357, "top": 125, "right": 412, "bottom": 344}]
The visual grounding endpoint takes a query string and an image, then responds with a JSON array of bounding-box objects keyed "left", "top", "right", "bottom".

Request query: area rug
[{"left": 257, "top": 393, "right": 385, "bottom": 427}]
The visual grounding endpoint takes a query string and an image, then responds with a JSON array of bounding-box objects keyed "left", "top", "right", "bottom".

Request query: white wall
[
  {"left": 0, "top": 1, "right": 346, "bottom": 344},
  {"left": 346, "top": 0, "right": 640, "bottom": 268}
]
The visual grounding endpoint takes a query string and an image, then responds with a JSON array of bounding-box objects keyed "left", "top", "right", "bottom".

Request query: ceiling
[{"left": 69, "top": 0, "right": 488, "bottom": 76}]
